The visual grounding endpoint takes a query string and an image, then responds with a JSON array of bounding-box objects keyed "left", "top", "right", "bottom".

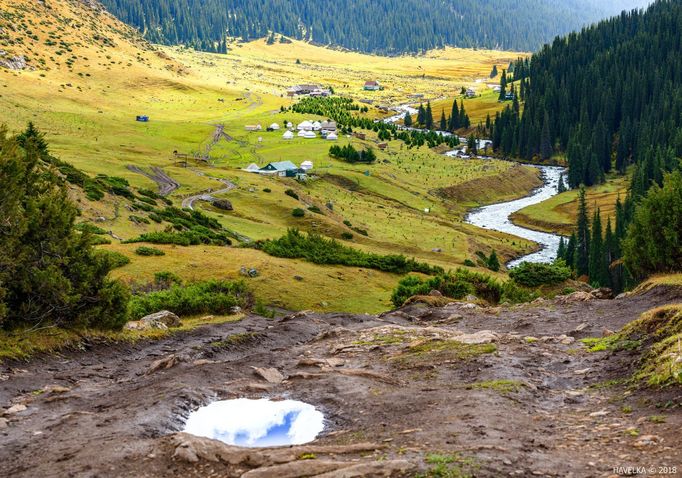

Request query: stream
[
  {"left": 382, "top": 105, "right": 565, "bottom": 267},
  {"left": 465, "top": 166, "right": 566, "bottom": 268}
]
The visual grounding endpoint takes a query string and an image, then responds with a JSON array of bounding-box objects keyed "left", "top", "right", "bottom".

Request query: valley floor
[{"left": 1, "top": 287, "right": 681, "bottom": 477}]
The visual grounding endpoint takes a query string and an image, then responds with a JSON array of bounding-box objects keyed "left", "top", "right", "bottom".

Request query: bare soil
[{"left": 1, "top": 287, "right": 681, "bottom": 478}]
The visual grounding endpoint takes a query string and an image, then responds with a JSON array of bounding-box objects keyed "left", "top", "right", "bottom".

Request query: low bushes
[
  {"left": 128, "top": 279, "right": 251, "bottom": 320},
  {"left": 258, "top": 229, "right": 441, "bottom": 275},
  {"left": 292, "top": 208, "right": 305, "bottom": 217},
  {"left": 509, "top": 261, "right": 571, "bottom": 287},
  {"left": 391, "top": 268, "right": 542, "bottom": 307},
  {"left": 285, "top": 189, "right": 299, "bottom": 200},
  {"left": 135, "top": 246, "right": 165, "bottom": 256}
]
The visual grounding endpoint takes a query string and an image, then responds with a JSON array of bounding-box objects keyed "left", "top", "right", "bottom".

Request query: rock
[
  {"left": 251, "top": 367, "right": 285, "bottom": 384},
  {"left": 229, "top": 306, "right": 242, "bottom": 315},
  {"left": 634, "top": 435, "right": 662, "bottom": 448},
  {"left": 124, "top": 320, "right": 158, "bottom": 331},
  {"left": 213, "top": 199, "right": 233, "bottom": 211},
  {"left": 0, "top": 55, "right": 27, "bottom": 70},
  {"left": 460, "top": 303, "right": 478, "bottom": 310},
  {"left": 558, "top": 335, "right": 575, "bottom": 345},
  {"left": 455, "top": 330, "right": 498, "bottom": 344},
  {"left": 602, "top": 328, "right": 615, "bottom": 337},
  {"left": 574, "top": 368, "right": 591, "bottom": 375},
  {"left": 4, "top": 404, "right": 27, "bottom": 415},
  {"left": 429, "top": 290, "right": 443, "bottom": 297},
  {"left": 0, "top": 417, "right": 8, "bottom": 429},
  {"left": 147, "top": 355, "right": 183, "bottom": 374},
  {"left": 293, "top": 275, "right": 304, "bottom": 281},
  {"left": 591, "top": 287, "right": 613, "bottom": 300},
  {"left": 465, "top": 294, "right": 478, "bottom": 303},
  {"left": 431, "top": 248, "right": 442, "bottom": 253},
  {"left": 532, "top": 297, "right": 545, "bottom": 304},
  {"left": 45, "top": 385, "right": 71, "bottom": 394},
  {"left": 140, "top": 310, "right": 181, "bottom": 328},
  {"left": 589, "top": 410, "right": 609, "bottom": 417},
  {"left": 556, "top": 291, "right": 593, "bottom": 304}
]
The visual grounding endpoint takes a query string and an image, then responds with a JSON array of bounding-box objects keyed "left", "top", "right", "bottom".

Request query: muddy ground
[{"left": 1, "top": 287, "right": 681, "bottom": 478}]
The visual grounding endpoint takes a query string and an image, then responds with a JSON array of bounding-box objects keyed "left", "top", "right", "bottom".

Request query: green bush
[
  {"left": 135, "top": 246, "right": 165, "bottom": 256},
  {"left": 97, "top": 250, "right": 131, "bottom": 269},
  {"left": 259, "top": 229, "right": 441, "bottom": 275},
  {"left": 509, "top": 261, "right": 571, "bottom": 287},
  {"left": 124, "top": 229, "right": 232, "bottom": 246},
  {"left": 463, "top": 259, "right": 476, "bottom": 267},
  {"left": 308, "top": 205, "right": 322, "bottom": 214},
  {"left": 285, "top": 189, "right": 299, "bottom": 200},
  {"left": 391, "top": 268, "right": 520, "bottom": 307},
  {"left": 128, "top": 279, "right": 251, "bottom": 320},
  {"left": 262, "top": 188, "right": 272, "bottom": 193},
  {"left": 292, "top": 208, "right": 305, "bottom": 217},
  {"left": 75, "top": 222, "right": 107, "bottom": 235},
  {"left": 341, "top": 232, "right": 354, "bottom": 240}
]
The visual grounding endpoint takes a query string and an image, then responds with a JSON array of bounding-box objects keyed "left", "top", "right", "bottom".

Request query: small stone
[
  {"left": 429, "top": 290, "right": 443, "bottom": 297},
  {"left": 574, "top": 368, "right": 591, "bottom": 375},
  {"left": 229, "top": 306, "right": 242, "bottom": 314},
  {"left": 0, "top": 417, "right": 8, "bottom": 429},
  {"left": 634, "top": 435, "right": 661, "bottom": 448},
  {"left": 4, "top": 404, "right": 26, "bottom": 415},
  {"left": 251, "top": 367, "right": 284, "bottom": 384},
  {"left": 589, "top": 410, "right": 610, "bottom": 417}
]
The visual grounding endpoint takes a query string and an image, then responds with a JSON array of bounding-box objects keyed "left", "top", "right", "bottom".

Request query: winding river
[
  {"left": 382, "top": 104, "right": 565, "bottom": 267},
  {"left": 465, "top": 166, "right": 566, "bottom": 268}
]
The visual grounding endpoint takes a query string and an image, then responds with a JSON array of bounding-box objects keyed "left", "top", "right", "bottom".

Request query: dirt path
[
  {"left": 1, "top": 288, "right": 681, "bottom": 477},
  {"left": 180, "top": 174, "right": 236, "bottom": 210},
  {"left": 127, "top": 165, "right": 180, "bottom": 196}
]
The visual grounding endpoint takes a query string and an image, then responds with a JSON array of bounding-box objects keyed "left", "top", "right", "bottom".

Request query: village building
[
  {"left": 320, "top": 120, "right": 337, "bottom": 132},
  {"left": 364, "top": 80, "right": 381, "bottom": 91},
  {"left": 297, "top": 120, "right": 314, "bottom": 131},
  {"left": 286, "top": 84, "right": 321, "bottom": 97},
  {"left": 245, "top": 124, "right": 262, "bottom": 132},
  {"left": 312, "top": 121, "right": 322, "bottom": 131},
  {"left": 258, "top": 161, "right": 298, "bottom": 177},
  {"left": 269, "top": 123, "right": 280, "bottom": 130},
  {"left": 282, "top": 130, "right": 294, "bottom": 140},
  {"left": 243, "top": 163, "right": 261, "bottom": 172},
  {"left": 301, "top": 161, "right": 314, "bottom": 171},
  {"left": 377, "top": 142, "right": 388, "bottom": 150},
  {"left": 326, "top": 132, "right": 338, "bottom": 141},
  {"left": 465, "top": 88, "right": 476, "bottom": 98},
  {"left": 353, "top": 132, "right": 367, "bottom": 140}
]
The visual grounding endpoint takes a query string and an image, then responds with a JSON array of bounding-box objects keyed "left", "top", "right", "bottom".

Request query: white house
[
  {"left": 301, "top": 160, "right": 314, "bottom": 171},
  {"left": 312, "top": 121, "right": 322, "bottom": 131},
  {"left": 243, "top": 163, "right": 261, "bottom": 172},
  {"left": 282, "top": 130, "right": 294, "bottom": 140},
  {"left": 297, "top": 120, "right": 314, "bottom": 131},
  {"left": 320, "top": 120, "right": 337, "bottom": 132}
]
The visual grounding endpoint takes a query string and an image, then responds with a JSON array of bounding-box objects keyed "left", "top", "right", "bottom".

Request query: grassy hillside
[{"left": 0, "top": 0, "right": 541, "bottom": 313}]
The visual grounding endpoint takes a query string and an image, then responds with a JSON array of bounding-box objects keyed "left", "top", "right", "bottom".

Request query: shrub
[
  {"left": 124, "top": 230, "right": 232, "bottom": 246},
  {"left": 154, "top": 271, "right": 183, "bottom": 287},
  {"left": 262, "top": 188, "right": 271, "bottom": 193},
  {"left": 292, "top": 208, "right": 305, "bottom": 217},
  {"left": 285, "top": 189, "right": 299, "bottom": 200},
  {"left": 341, "top": 232, "right": 354, "bottom": 240},
  {"left": 391, "top": 269, "right": 509, "bottom": 307},
  {"left": 128, "top": 279, "right": 251, "bottom": 320},
  {"left": 95, "top": 250, "right": 130, "bottom": 269},
  {"left": 135, "top": 246, "right": 165, "bottom": 256},
  {"left": 308, "top": 205, "right": 322, "bottom": 214},
  {"left": 259, "top": 229, "right": 441, "bottom": 275},
  {"left": 75, "top": 223, "right": 107, "bottom": 235},
  {"left": 463, "top": 259, "right": 476, "bottom": 267},
  {"left": 509, "top": 261, "right": 571, "bottom": 287}
]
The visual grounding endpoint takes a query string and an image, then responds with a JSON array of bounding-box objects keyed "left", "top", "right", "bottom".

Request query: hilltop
[{"left": 99, "top": 0, "right": 654, "bottom": 54}]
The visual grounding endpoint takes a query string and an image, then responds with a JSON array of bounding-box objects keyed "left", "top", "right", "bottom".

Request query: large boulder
[
  {"left": 213, "top": 199, "right": 234, "bottom": 211},
  {"left": 125, "top": 310, "right": 182, "bottom": 330}
]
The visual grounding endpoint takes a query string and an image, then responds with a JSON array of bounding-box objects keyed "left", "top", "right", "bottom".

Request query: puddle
[{"left": 183, "top": 398, "right": 325, "bottom": 447}]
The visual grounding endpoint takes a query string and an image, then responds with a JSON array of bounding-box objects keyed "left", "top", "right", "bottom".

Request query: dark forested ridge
[
  {"left": 488, "top": 0, "right": 682, "bottom": 290},
  {"left": 99, "top": 0, "right": 651, "bottom": 54}
]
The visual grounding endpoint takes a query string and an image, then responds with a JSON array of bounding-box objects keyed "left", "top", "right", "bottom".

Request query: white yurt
[
  {"left": 270, "top": 123, "right": 280, "bottom": 130},
  {"left": 301, "top": 160, "right": 314, "bottom": 171},
  {"left": 297, "top": 120, "right": 313, "bottom": 131},
  {"left": 244, "top": 163, "right": 260, "bottom": 172},
  {"left": 312, "top": 121, "right": 322, "bottom": 131},
  {"left": 303, "top": 131, "right": 317, "bottom": 139},
  {"left": 282, "top": 130, "right": 294, "bottom": 140},
  {"left": 298, "top": 130, "right": 308, "bottom": 137},
  {"left": 326, "top": 132, "right": 338, "bottom": 140},
  {"left": 286, "top": 122, "right": 294, "bottom": 129}
]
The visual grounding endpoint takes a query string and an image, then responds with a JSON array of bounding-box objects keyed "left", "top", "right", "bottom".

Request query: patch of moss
[
  {"left": 392, "top": 340, "right": 496, "bottom": 368},
  {"left": 416, "top": 453, "right": 478, "bottom": 478},
  {"left": 210, "top": 332, "right": 260, "bottom": 349},
  {"left": 468, "top": 379, "right": 524, "bottom": 394}
]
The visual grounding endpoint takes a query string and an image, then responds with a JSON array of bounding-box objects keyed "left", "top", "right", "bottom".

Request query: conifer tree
[
  {"left": 417, "top": 104, "right": 425, "bottom": 126},
  {"left": 404, "top": 112, "right": 413, "bottom": 127},
  {"left": 588, "top": 209, "right": 604, "bottom": 285},
  {"left": 565, "top": 232, "right": 577, "bottom": 268},
  {"left": 449, "top": 100, "right": 460, "bottom": 131},
  {"left": 540, "top": 111, "right": 552, "bottom": 160},
  {"left": 498, "top": 69, "right": 507, "bottom": 101},
  {"left": 575, "top": 187, "right": 590, "bottom": 277},
  {"left": 439, "top": 109, "right": 447, "bottom": 131},
  {"left": 490, "top": 65, "right": 498, "bottom": 78},
  {"left": 425, "top": 102, "right": 434, "bottom": 130}
]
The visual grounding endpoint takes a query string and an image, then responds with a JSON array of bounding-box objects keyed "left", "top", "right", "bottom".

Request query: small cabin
[
  {"left": 353, "top": 132, "right": 367, "bottom": 140},
  {"left": 136, "top": 115, "right": 149, "bottom": 122},
  {"left": 377, "top": 142, "right": 388, "bottom": 150},
  {"left": 364, "top": 81, "right": 381, "bottom": 91}
]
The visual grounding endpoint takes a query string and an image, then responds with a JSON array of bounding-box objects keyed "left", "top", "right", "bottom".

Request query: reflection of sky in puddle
[{"left": 183, "top": 398, "right": 324, "bottom": 447}]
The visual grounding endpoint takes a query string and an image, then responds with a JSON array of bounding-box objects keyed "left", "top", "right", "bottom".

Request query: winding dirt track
[
  {"left": 127, "top": 166, "right": 180, "bottom": 196},
  {"left": 1, "top": 288, "right": 681, "bottom": 477}
]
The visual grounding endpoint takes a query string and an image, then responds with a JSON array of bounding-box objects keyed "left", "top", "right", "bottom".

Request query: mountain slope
[{"left": 99, "top": 0, "right": 653, "bottom": 54}]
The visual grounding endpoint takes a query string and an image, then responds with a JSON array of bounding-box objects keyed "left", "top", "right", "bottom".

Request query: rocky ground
[{"left": 1, "top": 287, "right": 681, "bottom": 478}]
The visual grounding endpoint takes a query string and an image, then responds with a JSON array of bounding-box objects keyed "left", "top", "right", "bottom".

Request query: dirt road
[
  {"left": 1, "top": 288, "right": 681, "bottom": 477},
  {"left": 127, "top": 166, "right": 180, "bottom": 196}
]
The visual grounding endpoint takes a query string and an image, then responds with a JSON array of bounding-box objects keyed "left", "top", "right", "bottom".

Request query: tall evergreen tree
[
  {"left": 575, "top": 187, "right": 590, "bottom": 277},
  {"left": 588, "top": 209, "right": 605, "bottom": 285},
  {"left": 404, "top": 112, "right": 413, "bottom": 127},
  {"left": 439, "top": 109, "right": 447, "bottom": 131},
  {"left": 424, "top": 102, "right": 434, "bottom": 130}
]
